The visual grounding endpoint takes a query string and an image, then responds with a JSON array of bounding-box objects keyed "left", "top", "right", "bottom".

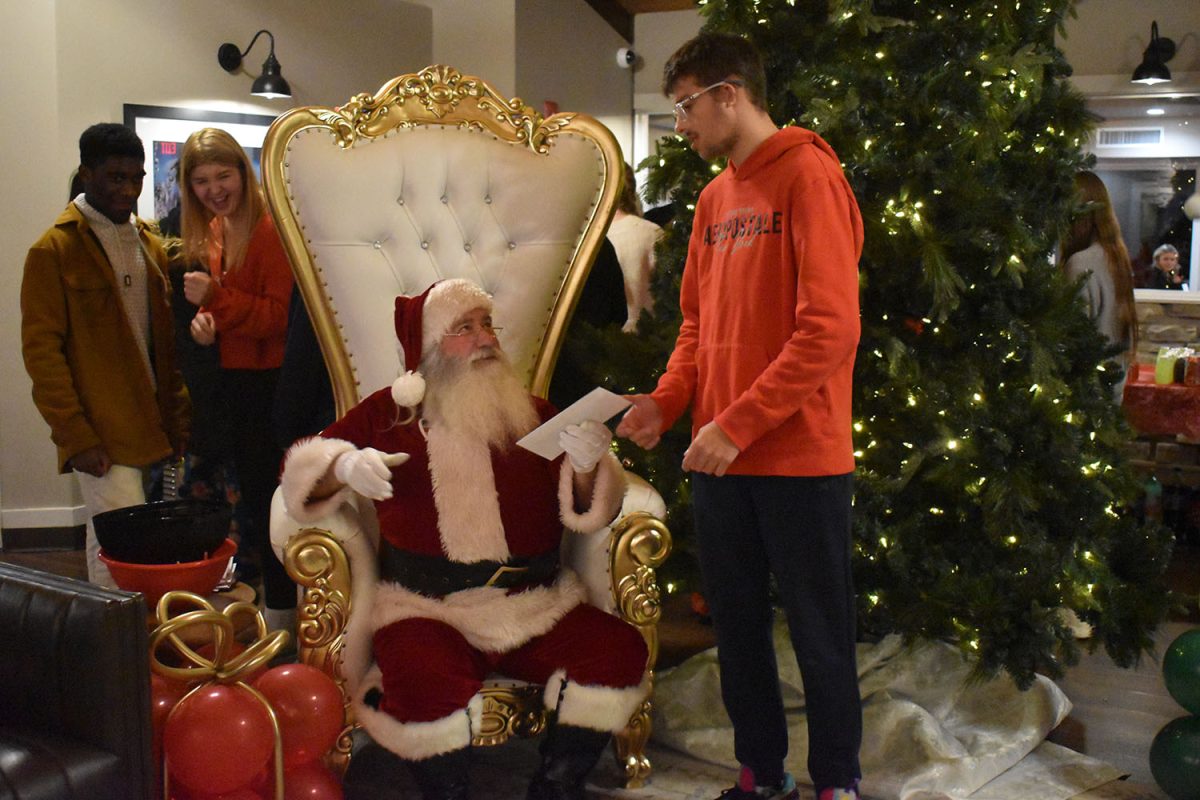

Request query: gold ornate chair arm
[
  {"left": 608, "top": 511, "right": 672, "bottom": 669},
  {"left": 283, "top": 528, "right": 355, "bottom": 772}
]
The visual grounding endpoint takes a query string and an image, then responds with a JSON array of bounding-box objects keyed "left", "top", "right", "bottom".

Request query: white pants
[{"left": 75, "top": 464, "right": 148, "bottom": 588}]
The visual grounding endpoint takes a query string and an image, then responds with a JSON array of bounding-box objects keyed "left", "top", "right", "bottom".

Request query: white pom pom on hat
[
  {"left": 390, "top": 370, "right": 426, "bottom": 407},
  {"left": 390, "top": 279, "right": 494, "bottom": 407}
]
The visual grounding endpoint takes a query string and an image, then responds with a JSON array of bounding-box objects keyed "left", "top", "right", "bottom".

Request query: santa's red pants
[{"left": 372, "top": 603, "right": 647, "bottom": 725}]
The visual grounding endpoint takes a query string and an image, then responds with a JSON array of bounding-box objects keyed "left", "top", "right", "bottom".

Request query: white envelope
[{"left": 517, "top": 388, "right": 632, "bottom": 460}]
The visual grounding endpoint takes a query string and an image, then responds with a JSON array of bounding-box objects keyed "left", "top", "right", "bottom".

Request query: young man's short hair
[
  {"left": 662, "top": 32, "right": 768, "bottom": 110},
  {"left": 79, "top": 123, "right": 144, "bottom": 169}
]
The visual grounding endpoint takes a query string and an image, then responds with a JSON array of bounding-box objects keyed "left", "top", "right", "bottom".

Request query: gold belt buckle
[{"left": 485, "top": 564, "right": 528, "bottom": 587}]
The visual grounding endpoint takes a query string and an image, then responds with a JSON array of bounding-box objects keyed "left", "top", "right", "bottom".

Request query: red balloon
[
  {"left": 282, "top": 760, "right": 344, "bottom": 800},
  {"left": 164, "top": 683, "right": 275, "bottom": 795},
  {"left": 254, "top": 664, "right": 344, "bottom": 767},
  {"left": 151, "top": 674, "right": 190, "bottom": 778},
  {"left": 194, "top": 790, "right": 265, "bottom": 800}
]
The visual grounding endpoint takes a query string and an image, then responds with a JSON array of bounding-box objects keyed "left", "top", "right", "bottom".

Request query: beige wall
[
  {"left": 412, "top": 0, "right": 517, "bottom": 93},
  {"left": 633, "top": 9, "right": 703, "bottom": 114},
  {"left": 517, "top": 0, "right": 634, "bottom": 154},
  {"left": 1059, "top": 0, "right": 1200, "bottom": 90}
]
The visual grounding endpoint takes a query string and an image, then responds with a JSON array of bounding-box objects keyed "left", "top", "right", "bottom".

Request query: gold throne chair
[{"left": 264, "top": 65, "right": 671, "bottom": 787}]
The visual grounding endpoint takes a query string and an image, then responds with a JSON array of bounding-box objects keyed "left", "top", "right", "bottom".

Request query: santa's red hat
[{"left": 391, "top": 279, "right": 494, "bottom": 407}]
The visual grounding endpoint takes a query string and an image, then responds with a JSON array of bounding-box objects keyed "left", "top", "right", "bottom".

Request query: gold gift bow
[{"left": 149, "top": 590, "right": 292, "bottom": 800}]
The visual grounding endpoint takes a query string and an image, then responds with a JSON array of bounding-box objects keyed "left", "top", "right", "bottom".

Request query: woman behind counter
[
  {"left": 1058, "top": 171, "right": 1138, "bottom": 401},
  {"left": 178, "top": 128, "right": 296, "bottom": 631}
]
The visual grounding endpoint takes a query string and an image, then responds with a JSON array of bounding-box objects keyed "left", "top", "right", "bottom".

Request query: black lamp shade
[
  {"left": 1132, "top": 58, "right": 1171, "bottom": 85},
  {"left": 219, "top": 29, "right": 291, "bottom": 99},
  {"left": 252, "top": 52, "right": 292, "bottom": 99},
  {"left": 1131, "top": 21, "right": 1175, "bottom": 86}
]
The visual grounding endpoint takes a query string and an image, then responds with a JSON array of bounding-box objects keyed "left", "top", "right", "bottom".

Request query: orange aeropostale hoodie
[{"left": 651, "top": 126, "right": 863, "bottom": 476}]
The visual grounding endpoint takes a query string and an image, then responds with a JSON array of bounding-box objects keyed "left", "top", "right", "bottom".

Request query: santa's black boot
[
  {"left": 526, "top": 724, "right": 611, "bottom": 800},
  {"left": 408, "top": 748, "right": 472, "bottom": 800},
  {"left": 345, "top": 743, "right": 471, "bottom": 800}
]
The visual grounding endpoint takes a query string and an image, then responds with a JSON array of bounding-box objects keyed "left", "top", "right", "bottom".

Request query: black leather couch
[{"left": 0, "top": 562, "right": 154, "bottom": 800}]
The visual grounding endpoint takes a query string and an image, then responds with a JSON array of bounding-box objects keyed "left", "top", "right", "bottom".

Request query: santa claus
[{"left": 279, "top": 278, "right": 649, "bottom": 800}]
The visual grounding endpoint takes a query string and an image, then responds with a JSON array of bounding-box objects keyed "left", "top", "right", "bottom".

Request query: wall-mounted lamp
[
  {"left": 218, "top": 29, "right": 292, "bottom": 99},
  {"left": 1131, "top": 21, "right": 1175, "bottom": 86}
]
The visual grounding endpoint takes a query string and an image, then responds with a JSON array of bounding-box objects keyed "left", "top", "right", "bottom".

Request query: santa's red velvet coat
[{"left": 279, "top": 387, "right": 647, "bottom": 760}]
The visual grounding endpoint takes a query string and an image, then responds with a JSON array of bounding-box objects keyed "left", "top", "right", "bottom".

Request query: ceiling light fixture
[
  {"left": 1131, "top": 21, "right": 1174, "bottom": 86},
  {"left": 218, "top": 29, "right": 292, "bottom": 99}
]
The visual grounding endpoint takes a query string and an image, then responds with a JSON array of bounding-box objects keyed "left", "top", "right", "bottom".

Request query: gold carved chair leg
[
  {"left": 614, "top": 693, "right": 655, "bottom": 788},
  {"left": 609, "top": 511, "right": 672, "bottom": 788}
]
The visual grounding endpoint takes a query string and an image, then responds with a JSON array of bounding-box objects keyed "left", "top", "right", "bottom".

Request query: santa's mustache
[{"left": 470, "top": 346, "right": 500, "bottom": 363}]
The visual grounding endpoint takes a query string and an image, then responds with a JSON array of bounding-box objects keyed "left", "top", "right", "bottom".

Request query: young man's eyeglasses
[
  {"left": 443, "top": 319, "right": 503, "bottom": 339},
  {"left": 673, "top": 79, "right": 743, "bottom": 121}
]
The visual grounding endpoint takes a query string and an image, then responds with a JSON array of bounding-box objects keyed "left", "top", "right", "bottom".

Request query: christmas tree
[{"left": 568, "top": 0, "right": 1173, "bottom": 688}]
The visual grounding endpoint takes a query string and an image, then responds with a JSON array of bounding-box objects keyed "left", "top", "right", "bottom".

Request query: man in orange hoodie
[{"left": 617, "top": 33, "right": 864, "bottom": 800}]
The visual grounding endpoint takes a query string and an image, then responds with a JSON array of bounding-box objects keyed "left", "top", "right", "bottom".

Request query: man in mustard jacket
[{"left": 21, "top": 123, "right": 190, "bottom": 586}]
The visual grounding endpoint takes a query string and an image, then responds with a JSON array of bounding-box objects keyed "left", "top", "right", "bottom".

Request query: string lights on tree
[{"left": 564, "top": 0, "right": 1171, "bottom": 688}]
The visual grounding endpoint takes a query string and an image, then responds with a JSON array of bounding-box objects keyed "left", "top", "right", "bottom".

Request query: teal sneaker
[{"left": 715, "top": 766, "right": 799, "bottom": 800}]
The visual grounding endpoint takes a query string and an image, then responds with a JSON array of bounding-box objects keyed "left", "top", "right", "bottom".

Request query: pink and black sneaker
[{"left": 714, "top": 766, "right": 800, "bottom": 800}]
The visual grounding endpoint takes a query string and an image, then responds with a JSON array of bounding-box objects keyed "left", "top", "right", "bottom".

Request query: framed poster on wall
[{"left": 122, "top": 104, "right": 277, "bottom": 225}]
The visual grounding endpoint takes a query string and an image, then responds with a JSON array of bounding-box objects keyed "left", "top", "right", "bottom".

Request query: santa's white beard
[{"left": 421, "top": 347, "right": 539, "bottom": 448}]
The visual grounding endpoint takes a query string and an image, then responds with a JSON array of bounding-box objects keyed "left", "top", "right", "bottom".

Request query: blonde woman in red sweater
[{"left": 180, "top": 127, "right": 296, "bottom": 631}]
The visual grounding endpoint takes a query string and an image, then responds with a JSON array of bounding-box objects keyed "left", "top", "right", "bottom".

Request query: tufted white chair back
[{"left": 261, "top": 65, "right": 622, "bottom": 414}]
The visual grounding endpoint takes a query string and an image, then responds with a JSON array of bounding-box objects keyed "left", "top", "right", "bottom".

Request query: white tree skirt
[{"left": 644, "top": 622, "right": 1125, "bottom": 800}]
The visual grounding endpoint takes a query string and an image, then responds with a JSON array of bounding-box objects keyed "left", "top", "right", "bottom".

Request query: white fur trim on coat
[
  {"left": 558, "top": 452, "right": 626, "bottom": 534},
  {"left": 370, "top": 572, "right": 587, "bottom": 654},
  {"left": 427, "top": 426, "right": 510, "bottom": 562},
  {"left": 280, "top": 436, "right": 358, "bottom": 522},
  {"left": 543, "top": 670, "right": 651, "bottom": 733},
  {"left": 353, "top": 666, "right": 483, "bottom": 760}
]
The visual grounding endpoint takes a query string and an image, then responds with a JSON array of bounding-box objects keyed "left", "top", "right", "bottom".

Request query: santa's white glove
[
  {"left": 333, "top": 447, "right": 404, "bottom": 501},
  {"left": 559, "top": 421, "right": 613, "bottom": 474}
]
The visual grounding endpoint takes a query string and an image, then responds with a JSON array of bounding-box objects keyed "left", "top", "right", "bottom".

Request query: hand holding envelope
[
  {"left": 559, "top": 421, "right": 613, "bottom": 473},
  {"left": 516, "top": 388, "right": 631, "bottom": 460}
]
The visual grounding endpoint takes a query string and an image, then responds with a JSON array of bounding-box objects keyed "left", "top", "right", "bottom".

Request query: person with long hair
[
  {"left": 608, "top": 161, "right": 663, "bottom": 332},
  {"left": 179, "top": 127, "right": 296, "bottom": 630},
  {"left": 1059, "top": 171, "right": 1138, "bottom": 401}
]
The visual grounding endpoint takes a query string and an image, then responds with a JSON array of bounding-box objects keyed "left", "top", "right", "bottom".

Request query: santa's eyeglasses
[{"left": 443, "top": 320, "right": 503, "bottom": 339}]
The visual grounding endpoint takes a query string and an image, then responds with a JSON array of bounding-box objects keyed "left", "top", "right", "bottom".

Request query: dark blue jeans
[{"left": 691, "top": 472, "right": 861, "bottom": 791}]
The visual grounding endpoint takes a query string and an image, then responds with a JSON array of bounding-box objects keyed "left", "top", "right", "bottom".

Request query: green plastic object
[
  {"left": 1150, "top": 716, "right": 1200, "bottom": 799},
  {"left": 1165, "top": 629, "right": 1200, "bottom": 715}
]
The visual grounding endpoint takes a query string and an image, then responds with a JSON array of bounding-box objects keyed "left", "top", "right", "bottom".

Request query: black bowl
[{"left": 93, "top": 499, "right": 232, "bottom": 565}]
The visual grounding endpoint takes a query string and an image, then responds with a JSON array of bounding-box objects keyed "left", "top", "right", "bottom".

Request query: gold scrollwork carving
[
  {"left": 610, "top": 511, "right": 672, "bottom": 666},
  {"left": 613, "top": 696, "right": 654, "bottom": 789},
  {"left": 299, "top": 65, "right": 573, "bottom": 154},
  {"left": 473, "top": 685, "right": 546, "bottom": 746},
  {"left": 283, "top": 530, "right": 352, "bottom": 715}
]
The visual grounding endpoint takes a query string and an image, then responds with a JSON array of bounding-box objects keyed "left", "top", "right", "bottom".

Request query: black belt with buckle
[{"left": 379, "top": 542, "right": 560, "bottom": 598}]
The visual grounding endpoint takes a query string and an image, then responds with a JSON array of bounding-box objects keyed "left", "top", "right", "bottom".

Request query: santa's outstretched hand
[
  {"left": 333, "top": 448, "right": 409, "bottom": 500},
  {"left": 559, "top": 421, "right": 612, "bottom": 474}
]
